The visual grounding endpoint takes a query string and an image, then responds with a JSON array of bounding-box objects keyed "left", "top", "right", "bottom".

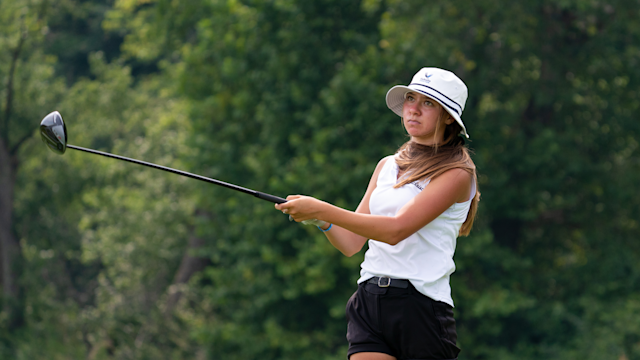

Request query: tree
[
  {"left": 101, "top": 0, "right": 640, "bottom": 358},
  {"left": 375, "top": 0, "right": 640, "bottom": 358},
  {"left": 106, "top": 0, "right": 388, "bottom": 358},
  {"left": 0, "top": 0, "right": 65, "bottom": 328}
]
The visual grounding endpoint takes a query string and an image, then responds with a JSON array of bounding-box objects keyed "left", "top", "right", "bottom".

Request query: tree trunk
[
  {"left": 164, "top": 212, "right": 210, "bottom": 315},
  {"left": 0, "top": 138, "right": 20, "bottom": 323}
]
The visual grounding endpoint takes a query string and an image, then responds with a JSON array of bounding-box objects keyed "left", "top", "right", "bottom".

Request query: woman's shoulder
[
  {"left": 376, "top": 154, "right": 397, "bottom": 169},
  {"left": 380, "top": 154, "right": 395, "bottom": 164},
  {"left": 370, "top": 155, "right": 396, "bottom": 179}
]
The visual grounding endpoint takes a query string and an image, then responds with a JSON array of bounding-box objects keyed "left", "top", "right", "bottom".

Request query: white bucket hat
[{"left": 386, "top": 67, "right": 469, "bottom": 138}]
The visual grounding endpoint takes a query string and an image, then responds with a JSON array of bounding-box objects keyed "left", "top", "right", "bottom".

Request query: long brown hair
[{"left": 394, "top": 111, "right": 480, "bottom": 236}]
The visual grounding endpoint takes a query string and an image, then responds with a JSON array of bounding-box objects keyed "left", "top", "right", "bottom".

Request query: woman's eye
[
  {"left": 424, "top": 100, "right": 433, "bottom": 106},
  {"left": 406, "top": 95, "right": 415, "bottom": 102}
]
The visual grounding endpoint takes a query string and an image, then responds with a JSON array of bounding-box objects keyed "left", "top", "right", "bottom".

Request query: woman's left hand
[{"left": 274, "top": 195, "right": 325, "bottom": 222}]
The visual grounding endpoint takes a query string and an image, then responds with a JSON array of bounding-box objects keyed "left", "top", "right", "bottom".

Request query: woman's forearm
[
  {"left": 318, "top": 202, "right": 407, "bottom": 246},
  {"left": 323, "top": 224, "right": 368, "bottom": 257}
]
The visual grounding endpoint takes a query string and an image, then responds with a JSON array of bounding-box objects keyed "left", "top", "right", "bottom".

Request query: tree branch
[
  {"left": 164, "top": 210, "right": 212, "bottom": 315},
  {"left": 3, "top": 23, "right": 27, "bottom": 149},
  {"left": 9, "top": 130, "right": 34, "bottom": 156}
]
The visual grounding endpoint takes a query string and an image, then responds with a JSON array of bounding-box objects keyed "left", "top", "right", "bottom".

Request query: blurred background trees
[{"left": 1, "top": 0, "right": 638, "bottom": 359}]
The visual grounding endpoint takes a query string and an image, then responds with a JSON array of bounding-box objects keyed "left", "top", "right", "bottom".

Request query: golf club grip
[{"left": 255, "top": 192, "right": 287, "bottom": 204}]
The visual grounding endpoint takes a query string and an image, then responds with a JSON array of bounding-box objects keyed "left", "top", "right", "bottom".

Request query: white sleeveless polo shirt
[{"left": 357, "top": 155, "right": 474, "bottom": 307}]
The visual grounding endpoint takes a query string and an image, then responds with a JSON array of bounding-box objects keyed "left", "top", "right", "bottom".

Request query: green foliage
[
  {"left": 43, "top": 0, "right": 125, "bottom": 84},
  {"left": 0, "top": 0, "right": 67, "bottom": 354},
  {"left": 159, "top": 2, "right": 386, "bottom": 357},
  {"left": 11, "top": 52, "right": 196, "bottom": 358},
  {"left": 0, "top": 0, "right": 67, "bottom": 145},
  {"left": 374, "top": 1, "right": 640, "bottom": 358}
]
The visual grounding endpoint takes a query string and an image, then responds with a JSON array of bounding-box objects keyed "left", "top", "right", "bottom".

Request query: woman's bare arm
[{"left": 277, "top": 164, "right": 471, "bottom": 249}]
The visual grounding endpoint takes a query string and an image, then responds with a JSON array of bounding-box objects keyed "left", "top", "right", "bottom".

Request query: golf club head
[{"left": 40, "top": 111, "right": 67, "bottom": 154}]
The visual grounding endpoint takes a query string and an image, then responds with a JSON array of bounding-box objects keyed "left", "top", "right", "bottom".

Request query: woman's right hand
[{"left": 274, "top": 195, "right": 326, "bottom": 222}]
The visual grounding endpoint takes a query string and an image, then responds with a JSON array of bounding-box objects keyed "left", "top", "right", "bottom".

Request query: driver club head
[{"left": 40, "top": 111, "right": 67, "bottom": 154}]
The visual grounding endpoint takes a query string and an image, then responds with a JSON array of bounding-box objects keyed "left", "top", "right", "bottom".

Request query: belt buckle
[{"left": 377, "top": 276, "right": 391, "bottom": 288}]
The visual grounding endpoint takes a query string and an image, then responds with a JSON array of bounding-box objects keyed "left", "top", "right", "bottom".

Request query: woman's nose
[{"left": 407, "top": 102, "right": 420, "bottom": 114}]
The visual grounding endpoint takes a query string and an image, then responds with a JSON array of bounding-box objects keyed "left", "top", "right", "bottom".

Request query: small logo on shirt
[{"left": 411, "top": 181, "right": 424, "bottom": 191}]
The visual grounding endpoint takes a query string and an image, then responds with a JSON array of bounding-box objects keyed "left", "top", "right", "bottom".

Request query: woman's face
[{"left": 402, "top": 91, "right": 453, "bottom": 145}]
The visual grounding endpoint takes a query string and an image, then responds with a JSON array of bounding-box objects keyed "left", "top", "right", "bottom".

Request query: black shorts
[{"left": 346, "top": 280, "right": 460, "bottom": 360}]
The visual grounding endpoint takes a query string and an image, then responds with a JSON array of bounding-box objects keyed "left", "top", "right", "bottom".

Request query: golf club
[{"left": 39, "top": 111, "right": 287, "bottom": 204}]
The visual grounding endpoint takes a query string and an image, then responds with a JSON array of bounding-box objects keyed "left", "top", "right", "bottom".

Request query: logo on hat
[{"left": 421, "top": 73, "right": 432, "bottom": 83}]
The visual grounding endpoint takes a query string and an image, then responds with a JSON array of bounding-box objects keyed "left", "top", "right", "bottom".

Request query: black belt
[{"left": 367, "top": 276, "right": 409, "bottom": 288}]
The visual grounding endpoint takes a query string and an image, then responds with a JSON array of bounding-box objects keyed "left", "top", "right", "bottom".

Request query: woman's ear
[{"left": 445, "top": 115, "right": 454, "bottom": 125}]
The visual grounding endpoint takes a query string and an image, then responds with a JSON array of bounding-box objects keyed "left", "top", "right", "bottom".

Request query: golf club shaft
[{"left": 67, "top": 145, "right": 287, "bottom": 204}]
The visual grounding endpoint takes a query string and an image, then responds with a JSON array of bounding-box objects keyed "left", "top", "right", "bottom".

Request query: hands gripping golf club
[{"left": 39, "top": 111, "right": 287, "bottom": 204}]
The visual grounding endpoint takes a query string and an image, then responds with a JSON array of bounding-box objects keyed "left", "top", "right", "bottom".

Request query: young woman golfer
[{"left": 276, "top": 67, "right": 479, "bottom": 360}]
